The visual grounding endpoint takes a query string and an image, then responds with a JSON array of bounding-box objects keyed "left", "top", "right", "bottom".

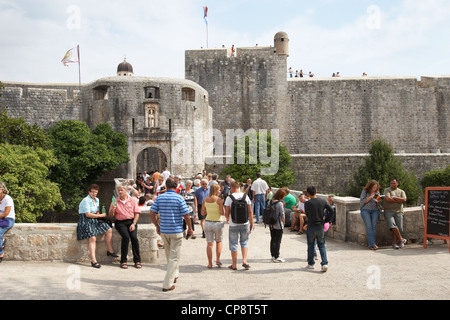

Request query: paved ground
[{"left": 1, "top": 221, "right": 450, "bottom": 304}]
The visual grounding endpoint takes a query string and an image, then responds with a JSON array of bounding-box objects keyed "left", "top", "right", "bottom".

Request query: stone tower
[{"left": 274, "top": 31, "right": 289, "bottom": 57}]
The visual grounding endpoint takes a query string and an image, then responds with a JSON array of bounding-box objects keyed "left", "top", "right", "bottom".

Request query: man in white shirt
[
  {"left": 162, "top": 167, "right": 171, "bottom": 181},
  {"left": 225, "top": 182, "right": 254, "bottom": 270},
  {"left": 251, "top": 173, "right": 269, "bottom": 223}
]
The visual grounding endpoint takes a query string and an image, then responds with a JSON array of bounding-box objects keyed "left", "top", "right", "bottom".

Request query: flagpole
[
  {"left": 77, "top": 45, "right": 81, "bottom": 89},
  {"left": 204, "top": 6, "right": 208, "bottom": 48}
]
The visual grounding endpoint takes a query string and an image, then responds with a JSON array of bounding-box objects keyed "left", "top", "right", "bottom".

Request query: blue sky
[{"left": 0, "top": 0, "right": 449, "bottom": 84}]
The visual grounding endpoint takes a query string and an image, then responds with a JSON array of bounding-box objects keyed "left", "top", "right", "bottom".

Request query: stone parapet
[
  {"left": 330, "top": 196, "right": 425, "bottom": 246},
  {"left": 3, "top": 223, "right": 159, "bottom": 263}
]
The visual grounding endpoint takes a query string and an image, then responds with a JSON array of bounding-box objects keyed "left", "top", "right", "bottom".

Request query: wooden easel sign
[{"left": 424, "top": 187, "right": 450, "bottom": 252}]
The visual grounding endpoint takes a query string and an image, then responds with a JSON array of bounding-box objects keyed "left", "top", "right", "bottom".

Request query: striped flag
[
  {"left": 61, "top": 45, "right": 80, "bottom": 66},
  {"left": 203, "top": 6, "right": 208, "bottom": 25}
]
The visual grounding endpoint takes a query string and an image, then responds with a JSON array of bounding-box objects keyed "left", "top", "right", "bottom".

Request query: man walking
[
  {"left": 383, "top": 178, "right": 407, "bottom": 249},
  {"left": 150, "top": 177, "right": 193, "bottom": 291},
  {"left": 304, "top": 186, "right": 334, "bottom": 272},
  {"left": 225, "top": 182, "right": 254, "bottom": 270},
  {"left": 252, "top": 173, "right": 269, "bottom": 223},
  {"left": 195, "top": 179, "right": 209, "bottom": 238}
]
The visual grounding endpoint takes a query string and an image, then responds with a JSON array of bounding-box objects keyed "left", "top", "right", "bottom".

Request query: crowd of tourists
[{"left": 0, "top": 171, "right": 408, "bottom": 292}]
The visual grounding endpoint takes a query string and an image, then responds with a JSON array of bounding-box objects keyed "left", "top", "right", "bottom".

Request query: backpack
[
  {"left": 263, "top": 200, "right": 279, "bottom": 227},
  {"left": 229, "top": 194, "right": 249, "bottom": 223},
  {"left": 221, "top": 184, "right": 230, "bottom": 201},
  {"left": 222, "top": 184, "right": 230, "bottom": 196}
]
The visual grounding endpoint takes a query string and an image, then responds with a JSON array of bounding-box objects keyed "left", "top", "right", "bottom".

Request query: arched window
[
  {"left": 182, "top": 87, "right": 195, "bottom": 102},
  {"left": 145, "top": 86, "right": 160, "bottom": 99}
]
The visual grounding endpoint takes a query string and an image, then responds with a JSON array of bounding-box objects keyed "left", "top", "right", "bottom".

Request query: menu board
[{"left": 424, "top": 187, "right": 450, "bottom": 252}]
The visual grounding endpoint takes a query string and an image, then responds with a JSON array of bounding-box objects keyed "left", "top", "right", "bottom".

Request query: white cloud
[
  {"left": 284, "top": 0, "right": 450, "bottom": 77},
  {"left": 0, "top": 0, "right": 449, "bottom": 84}
]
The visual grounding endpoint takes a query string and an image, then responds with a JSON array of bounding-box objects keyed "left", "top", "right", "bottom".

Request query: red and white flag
[{"left": 61, "top": 45, "right": 80, "bottom": 66}]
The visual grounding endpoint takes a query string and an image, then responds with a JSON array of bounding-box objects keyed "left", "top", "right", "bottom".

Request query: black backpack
[
  {"left": 263, "top": 200, "right": 279, "bottom": 227},
  {"left": 229, "top": 194, "right": 249, "bottom": 223}
]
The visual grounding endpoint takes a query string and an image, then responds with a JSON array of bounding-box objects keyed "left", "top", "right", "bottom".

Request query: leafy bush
[
  {"left": 347, "top": 138, "right": 421, "bottom": 205},
  {"left": 420, "top": 165, "right": 450, "bottom": 188},
  {"left": 220, "top": 131, "right": 295, "bottom": 187},
  {"left": 0, "top": 143, "right": 65, "bottom": 222},
  {"left": 48, "top": 120, "right": 129, "bottom": 209}
]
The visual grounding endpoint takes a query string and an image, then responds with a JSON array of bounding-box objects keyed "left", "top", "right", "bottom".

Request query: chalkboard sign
[{"left": 424, "top": 187, "right": 450, "bottom": 252}]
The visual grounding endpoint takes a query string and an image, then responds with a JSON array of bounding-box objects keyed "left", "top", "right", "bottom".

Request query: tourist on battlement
[
  {"left": 77, "top": 184, "right": 117, "bottom": 268},
  {"left": 0, "top": 182, "right": 15, "bottom": 263},
  {"left": 360, "top": 180, "right": 381, "bottom": 250}
]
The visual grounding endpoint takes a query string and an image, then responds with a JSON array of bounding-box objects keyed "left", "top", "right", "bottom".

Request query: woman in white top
[{"left": 0, "top": 182, "right": 15, "bottom": 263}]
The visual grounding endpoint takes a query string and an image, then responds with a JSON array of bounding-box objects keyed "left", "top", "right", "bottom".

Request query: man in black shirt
[{"left": 304, "top": 186, "right": 335, "bottom": 272}]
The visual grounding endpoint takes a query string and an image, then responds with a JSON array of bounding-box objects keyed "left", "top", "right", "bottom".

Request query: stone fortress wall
[
  {"left": 1, "top": 32, "right": 449, "bottom": 194},
  {"left": 0, "top": 76, "right": 213, "bottom": 180},
  {"left": 186, "top": 32, "right": 450, "bottom": 193},
  {"left": 0, "top": 82, "right": 84, "bottom": 129}
]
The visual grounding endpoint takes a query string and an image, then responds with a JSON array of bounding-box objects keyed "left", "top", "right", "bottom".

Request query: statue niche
[{"left": 145, "top": 103, "right": 159, "bottom": 129}]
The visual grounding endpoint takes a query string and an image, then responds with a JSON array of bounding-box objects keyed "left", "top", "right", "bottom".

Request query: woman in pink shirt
[{"left": 110, "top": 185, "right": 141, "bottom": 269}]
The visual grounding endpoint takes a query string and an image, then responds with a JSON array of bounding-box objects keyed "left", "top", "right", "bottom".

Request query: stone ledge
[{"left": 3, "top": 223, "right": 159, "bottom": 263}]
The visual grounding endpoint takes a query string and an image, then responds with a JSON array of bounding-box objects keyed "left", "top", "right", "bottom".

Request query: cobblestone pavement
[{"left": 1, "top": 221, "right": 450, "bottom": 303}]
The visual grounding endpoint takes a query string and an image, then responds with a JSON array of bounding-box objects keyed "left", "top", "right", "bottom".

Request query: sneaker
[
  {"left": 306, "top": 264, "right": 314, "bottom": 269},
  {"left": 321, "top": 265, "right": 328, "bottom": 272},
  {"left": 273, "top": 257, "right": 285, "bottom": 263},
  {"left": 392, "top": 243, "right": 399, "bottom": 249},
  {"left": 398, "top": 238, "right": 407, "bottom": 248}
]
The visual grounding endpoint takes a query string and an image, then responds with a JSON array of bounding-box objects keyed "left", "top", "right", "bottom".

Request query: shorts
[
  {"left": 384, "top": 211, "right": 403, "bottom": 231},
  {"left": 229, "top": 224, "right": 249, "bottom": 252},
  {"left": 197, "top": 205, "right": 206, "bottom": 220},
  {"left": 205, "top": 220, "right": 224, "bottom": 242}
]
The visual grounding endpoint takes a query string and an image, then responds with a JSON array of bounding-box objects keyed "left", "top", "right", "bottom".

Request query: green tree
[
  {"left": 0, "top": 111, "right": 52, "bottom": 150},
  {"left": 420, "top": 165, "right": 450, "bottom": 189},
  {"left": 220, "top": 131, "right": 295, "bottom": 187},
  {"left": 347, "top": 138, "right": 421, "bottom": 205},
  {"left": 0, "top": 143, "right": 65, "bottom": 222},
  {"left": 48, "top": 120, "right": 129, "bottom": 208}
]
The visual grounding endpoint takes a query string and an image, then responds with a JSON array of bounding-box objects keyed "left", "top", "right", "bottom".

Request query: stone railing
[
  {"left": 3, "top": 207, "right": 159, "bottom": 263},
  {"left": 275, "top": 189, "right": 425, "bottom": 247},
  {"left": 330, "top": 196, "right": 425, "bottom": 246}
]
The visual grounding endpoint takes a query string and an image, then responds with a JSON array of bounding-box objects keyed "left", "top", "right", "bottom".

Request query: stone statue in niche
[{"left": 146, "top": 107, "right": 157, "bottom": 128}]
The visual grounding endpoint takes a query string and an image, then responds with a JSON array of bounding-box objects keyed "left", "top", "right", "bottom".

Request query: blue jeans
[
  {"left": 229, "top": 224, "right": 249, "bottom": 252},
  {"left": 306, "top": 226, "right": 327, "bottom": 266},
  {"left": 0, "top": 218, "right": 14, "bottom": 255},
  {"left": 254, "top": 194, "right": 266, "bottom": 223},
  {"left": 360, "top": 209, "right": 380, "bottom": 247}
]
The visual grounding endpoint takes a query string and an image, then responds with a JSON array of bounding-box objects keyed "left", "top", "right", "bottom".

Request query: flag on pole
[
  {"left": 203, "top": 6, "right": 208, "bottom": 25},
  {"left": 61, "top": 45, "right": 80, "bottom": 66}
]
